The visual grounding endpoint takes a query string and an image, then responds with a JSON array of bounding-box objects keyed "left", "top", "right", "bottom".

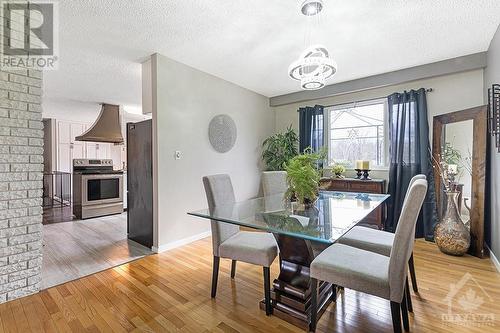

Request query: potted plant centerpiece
[{"left": 284, "top": 148, "right": 323, "bottom": 209}]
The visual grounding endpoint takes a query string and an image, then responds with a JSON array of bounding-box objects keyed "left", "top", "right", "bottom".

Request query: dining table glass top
[{"left": 188, "top": 191, "right": 390, "bottom": 244}]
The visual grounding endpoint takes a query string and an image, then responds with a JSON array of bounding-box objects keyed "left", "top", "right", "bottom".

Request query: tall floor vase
[{"left": 434, "top": 191, "right": 470, "bottom": 256}]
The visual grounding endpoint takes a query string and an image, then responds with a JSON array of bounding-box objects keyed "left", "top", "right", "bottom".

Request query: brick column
[{"left": 0, "top": 68, "right": 43, "bottom": 302}]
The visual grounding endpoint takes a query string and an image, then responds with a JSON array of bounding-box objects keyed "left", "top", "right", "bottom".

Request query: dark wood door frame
[{"left": 432, "top": 105, "right": 487, "bottom": 258}]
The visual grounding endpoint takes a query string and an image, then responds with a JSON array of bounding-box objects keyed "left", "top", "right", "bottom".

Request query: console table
[{"left": 319, "top": 177, "right": 386, "bottom": 229}]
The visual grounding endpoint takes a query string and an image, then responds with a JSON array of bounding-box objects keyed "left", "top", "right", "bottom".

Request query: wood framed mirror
[{"left": 432, "top": 105, "right": 487, "bottom": 258}]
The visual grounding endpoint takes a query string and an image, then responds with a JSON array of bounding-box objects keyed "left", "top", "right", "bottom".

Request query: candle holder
[
  {"left": 362, "top": 170, "right": 371, "bottom": 180},
  {"left": 355, "top": 169, "right": 362, "bottom": 179}
]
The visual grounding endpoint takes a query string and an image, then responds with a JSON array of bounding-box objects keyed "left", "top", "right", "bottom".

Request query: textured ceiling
[{"left": 44, "top": 0, "right": 500, "bottom": 109}]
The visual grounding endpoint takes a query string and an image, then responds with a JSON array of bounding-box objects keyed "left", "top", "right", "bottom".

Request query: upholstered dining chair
[
  {"left": 261, "top": 171, "right": 287, "bottom": 212},
  {"left": 261, "top": 171, "right": 287, "bottom": 196},
  {"left": 338, "top": 174, "right": 426, "bottom": 308},
  {"left": 202, "top": 174, "right": 278, "bottom": 315},
  {"left": 309, "top": 179, "right": 428, "bottom": 333}
]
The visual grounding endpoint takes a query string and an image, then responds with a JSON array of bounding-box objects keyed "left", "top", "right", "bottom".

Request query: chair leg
[
  {"left": 409, "top": 253, "right": 418, "bottom": 292},
  {"left": 406, "top": 277, "right": 413, "bottom": 313},
  {"left": 211, "top": 256, "right": 220, "bottom": 298},
  {"left": 401, "top": 291, "right": 410, "bottom": 332},
  {"left": 331, "top": 283, "right": 337, "bottom": 302},
  {"left": 263, "top": 267, "right": 272, "bottom": 316},
  {"left": 231, "top": 260, "right": 237, "bottom": 279},
  {"left": 390, "top": 301, "right": 402, "bottom": 333},
  {"left": 310, "top": 278, "right": 318, "bottom": 332}
]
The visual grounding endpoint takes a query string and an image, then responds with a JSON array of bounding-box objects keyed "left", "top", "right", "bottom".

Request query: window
[{"left": 325, "top": 99, "right": 388, "bottom": 168}]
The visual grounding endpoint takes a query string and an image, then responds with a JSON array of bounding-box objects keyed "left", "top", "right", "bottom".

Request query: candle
[
  {"left": 355, "top": 160, "right": 370, "bottom": 170},
  {"left": 448, "top": 164, "right": 458, "bottom": 174}
]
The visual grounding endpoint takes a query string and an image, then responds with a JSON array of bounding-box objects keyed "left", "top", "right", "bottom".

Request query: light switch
[{"left": 174, "top": 151, "right": 182, "bottom": 160}]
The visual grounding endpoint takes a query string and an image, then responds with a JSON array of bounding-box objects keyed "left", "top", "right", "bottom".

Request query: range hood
[{"left": 75, "top": 103, "right": 124, "bottom": 144}]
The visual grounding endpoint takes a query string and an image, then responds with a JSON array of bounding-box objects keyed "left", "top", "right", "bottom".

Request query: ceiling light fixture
[
  {"left": 289, "top": 0, "right": 336, "bottom": 90},
  {"left": 301, "top": 0, "right": 323, "bottom": 16},
  {"left": 288, "top": 45, "right": 337, "bottom": 90}
]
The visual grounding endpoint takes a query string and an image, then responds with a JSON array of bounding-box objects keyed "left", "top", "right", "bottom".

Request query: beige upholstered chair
[
  {"left": 309, "top": 179, "right": 428, "bottom": 333},
  {"left": 202, "top": 174, "right": 278, "bottom": 315},
  {"left": 338, "top": 174, "right": 426, "bottom": 306}
]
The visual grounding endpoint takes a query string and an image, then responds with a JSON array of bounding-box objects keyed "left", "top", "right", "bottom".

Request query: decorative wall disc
[{"left": 208, "top": 114, "right": 237, "bottom": 153}]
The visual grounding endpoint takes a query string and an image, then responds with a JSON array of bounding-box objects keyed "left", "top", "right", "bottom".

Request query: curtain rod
[{"left": 298, "top": 88, "right": 434, "bottom": 110}]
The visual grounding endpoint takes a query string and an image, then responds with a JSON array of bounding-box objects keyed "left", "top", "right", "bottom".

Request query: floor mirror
[{"left": 432, "top": 106, "right": 487, "bottom": 258}]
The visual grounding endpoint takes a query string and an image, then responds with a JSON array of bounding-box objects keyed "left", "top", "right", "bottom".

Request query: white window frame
[{"left": 324, "top": 98, "right": 389, "bottom": 170}]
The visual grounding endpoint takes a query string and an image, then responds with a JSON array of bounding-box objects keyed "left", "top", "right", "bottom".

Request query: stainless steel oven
[
  {"left": 81, "top": 173, "right": 123, "bottom": 206},
  {"left": 73, "top": 159, "right": 124, "bottom": 219}
]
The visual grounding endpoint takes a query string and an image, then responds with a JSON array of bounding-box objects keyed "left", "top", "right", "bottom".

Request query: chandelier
[{"left": 288, "top": 0, "right": 337, "bottom": 90}]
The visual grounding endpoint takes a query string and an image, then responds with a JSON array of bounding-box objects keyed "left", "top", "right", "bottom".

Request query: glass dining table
[{"left": 188, "top": 190, "right": 390, "bottom": 329}]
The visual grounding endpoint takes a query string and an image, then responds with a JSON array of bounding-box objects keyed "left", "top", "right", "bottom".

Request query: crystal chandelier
[{"left": 288, "top": 0, "right": 337, "bottom": 90}]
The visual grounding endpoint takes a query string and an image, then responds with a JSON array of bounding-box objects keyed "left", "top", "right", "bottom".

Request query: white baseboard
[
  {"left": 487, "top": 245, "right": 500, "bottom": 273},
  {"left": 152, "top": 231, "right": 211, "bottom": 253}
]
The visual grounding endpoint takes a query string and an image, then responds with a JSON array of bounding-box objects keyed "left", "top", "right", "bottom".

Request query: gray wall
[
  {"left": 485, "top": 24, "right": 500, "bottom": 260},
  {"left": 0, "top": 69, "right": 44, "bottom": 302},
  {"left": 151, "top": 54, "right": 275, "bottom": 251}
]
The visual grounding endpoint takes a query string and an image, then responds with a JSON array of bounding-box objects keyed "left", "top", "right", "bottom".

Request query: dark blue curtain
[
  {"left": 386, "top": 89, "right": 438, "bottom": 239},
  {"left": 298, "top": 105, "right": 324, "bottom": 153}
]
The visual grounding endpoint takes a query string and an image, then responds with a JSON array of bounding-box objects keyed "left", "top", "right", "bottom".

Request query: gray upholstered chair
[
  {"left": 309, "top": 179, "right": 428, "bottom": 333},
  {"left": 261, "top": 171, "right": 287, "bottom": 196},
  {"left": 202, "top": 174, "right": 278, "bottom": 315},
  {"left": 262, "top": 171, "right": 288, "bottom": 212},
  {"left": 338, "top": 174, "right": 426, "bottom": 305}
]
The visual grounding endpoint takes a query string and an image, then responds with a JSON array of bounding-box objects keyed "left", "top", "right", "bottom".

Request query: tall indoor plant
[{"left": 262, "top": 126, "right": 298, "bottom": 171}]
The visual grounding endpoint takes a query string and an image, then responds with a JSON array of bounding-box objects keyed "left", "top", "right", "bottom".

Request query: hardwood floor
[
  {"left": 43, "top": 206, "right": 75, "bottom": 225},
  {"left": 3, "top": 238, "right": 499, "bottom": 332},
  {"left": 42, "top": 213, "right": 152, "bottom": 289}
]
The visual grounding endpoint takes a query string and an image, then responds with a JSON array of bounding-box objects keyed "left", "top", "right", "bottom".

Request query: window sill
[{"left": 326, "top": 166, "right": 390, "bottom": 172}]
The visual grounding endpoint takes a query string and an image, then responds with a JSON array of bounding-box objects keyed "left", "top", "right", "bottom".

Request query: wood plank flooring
[
  {"left": 3, "top": 238, "right": 499, "bottom": 332},
  {"left": 42, "top": 213, "right": 152, "bottom": 289},
  {"left": 43, "top": 206, "right": 75, "bottom": 225}
]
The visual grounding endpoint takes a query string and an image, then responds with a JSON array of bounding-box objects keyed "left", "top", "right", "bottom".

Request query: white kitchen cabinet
[
  {"left": 96, "top": 143, "right": 110, "bottom": 159},
  {"left": 55, "top": 120, "right": 119, "bottom": 172},
  {"left": 86, "top": 142, "right": 97, "bottom": 159},
  {"left": 57, "top": 121, "right": 86, "bottom": 172},
  {"left": 57, "top": 142, "right": 71, "bottom": 172}
]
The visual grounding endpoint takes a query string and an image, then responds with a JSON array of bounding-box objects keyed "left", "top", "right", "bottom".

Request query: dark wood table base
[
  {"left": 259, "top": 284, "right": 335, "bottom": 330},
  {"left": 258, "top": 233, "right": 336, "bottom": 329}
]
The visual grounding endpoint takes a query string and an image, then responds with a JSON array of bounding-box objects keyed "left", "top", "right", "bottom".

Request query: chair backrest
[
  {"left": 404, "top": 174, "right": 426, "bottom": 202},
  {"left": 202, "top": 174, "right": 240, "bottom": 256},
  {"left": 388, "top": 179, "right": 428, "bottom": 302},
  {"left": 262, "top": 171, "right": 287, "bottom": 197}
]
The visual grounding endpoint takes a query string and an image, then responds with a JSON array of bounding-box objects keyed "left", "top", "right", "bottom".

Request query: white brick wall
[{"left": 0, "top": 68, "right": 43, "bottom": 303}]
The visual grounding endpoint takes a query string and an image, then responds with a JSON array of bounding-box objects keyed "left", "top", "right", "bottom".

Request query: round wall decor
[{"left": 208, "top": 114, "right": 237, "bottom": 153}]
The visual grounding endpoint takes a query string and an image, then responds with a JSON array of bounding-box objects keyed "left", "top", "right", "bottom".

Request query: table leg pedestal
[{"left": 258, "top": 234, "right": 335, "bottom": 329}]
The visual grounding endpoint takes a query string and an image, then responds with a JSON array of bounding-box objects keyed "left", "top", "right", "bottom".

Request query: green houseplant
[
  {"left": 262, "top": 126, "right": 299, "bottom": 171},
  {"left": 284, "top": 148, "right": 322, "bottom": 208},
  {"left": 331, "top": 164, "right": 346, "bottom": 178}
]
